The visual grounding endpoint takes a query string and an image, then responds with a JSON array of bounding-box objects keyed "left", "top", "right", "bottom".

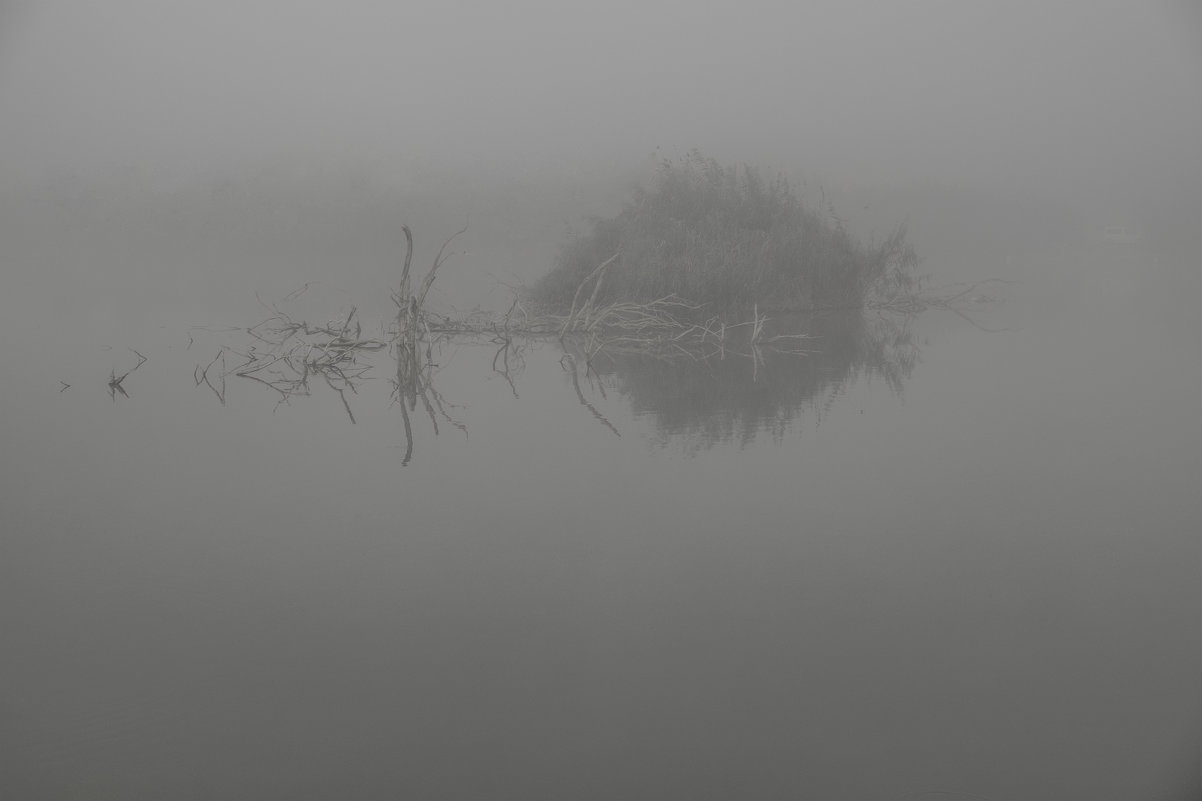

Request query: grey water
[{"left": 2, "top": 242, "right": 1200, "bottom": 800}]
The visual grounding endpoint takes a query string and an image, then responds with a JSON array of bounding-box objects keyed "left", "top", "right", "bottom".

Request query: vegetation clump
[{"left": 531, "top": 150, "right": 918, "bottom": 313}]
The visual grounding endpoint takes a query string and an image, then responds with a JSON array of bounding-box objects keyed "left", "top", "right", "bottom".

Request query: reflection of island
[
  {"left": 195, "top": 302, "right": 467, "bottom": 465},
  {"left": 202, "top": 295, "right": 920, "bottom": 457},
  {"left": 571, "top": 310, "right": 919, "bottom": 447}
]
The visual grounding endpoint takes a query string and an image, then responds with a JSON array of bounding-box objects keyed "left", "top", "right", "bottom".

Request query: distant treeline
[{"left": 531, "top": 151, "right": 919, "bottom": 312}]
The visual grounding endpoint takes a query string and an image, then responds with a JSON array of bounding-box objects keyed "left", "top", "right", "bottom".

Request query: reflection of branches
[
  {"left": 941, "top": 304, "right": 1015, "bottom": 333},
  {"left": 323, "top": 371, "right": 357, "bottom": 424},
  {"left": 490, "top": 321, "right": 532, "bottom": 400},
  {"left": 194, "top": 350, "right": 226, "bottom": 405},
  {"left": 198, "top": 306, "right": 386, "bottom": 422},
  {"left": 397, "top": 397, "right": 414, "bottom": 465},
  {"left": 925, "top": 279, "right": 1016, "bottom": 332},
  {"left": 200, "top": 277, "right": 470, "bottom": 465},
  {"left": 391, "top": 339, "right": 467, "bottom": 466},
  {"left": 108, "top": 348, "right": 147, "bottom": 400},
  {"left": 863, "top": 311, "right": 921, "bottom": 395},
  {"left": 576, "top": 309, "right": 925, "bottom": 449},
  {"left": 493, "top": 340, "right": 520, "bottom": 398},
  {"left": 583, "top": 360, "right": 608, "bottom": 400},
  {"left": 560, "top": 354, "right": 620, "bottom": 437},
  {"left": 429, "top": 384, "right": 467, "bottom": 437},
  {"left": 284, "top": 281, "right": 316, "bottom": 301},
  {"left": 872, "top": 279, "right": 1016, "bottom": 332}
]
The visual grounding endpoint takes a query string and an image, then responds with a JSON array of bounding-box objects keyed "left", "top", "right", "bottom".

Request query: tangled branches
[{"left": 195, "top": 305, "right": 387, "bottom": 421}]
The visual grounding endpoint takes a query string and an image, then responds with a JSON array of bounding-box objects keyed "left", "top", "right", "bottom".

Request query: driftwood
[{"left": 417, "top": 252, "right": 814, "bottom": 365}]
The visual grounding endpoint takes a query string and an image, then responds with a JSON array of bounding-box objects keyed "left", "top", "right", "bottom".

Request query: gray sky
[{"left": 1, "top": 0, "right": 1199, "bottom": 198}]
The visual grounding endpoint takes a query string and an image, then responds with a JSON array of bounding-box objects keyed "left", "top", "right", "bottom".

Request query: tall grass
[{"left": 531, "top": 150, "right": 917, "bottom": 312}]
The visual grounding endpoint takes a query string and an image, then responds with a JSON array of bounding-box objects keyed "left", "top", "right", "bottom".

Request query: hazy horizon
[{"left": 2, "top": 2, "right": 1199, "bottom": 202}]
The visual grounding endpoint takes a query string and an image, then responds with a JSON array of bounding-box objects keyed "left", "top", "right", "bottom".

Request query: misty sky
[{"left": 1, "top": 0, "right": 1199, "bottom": 198}]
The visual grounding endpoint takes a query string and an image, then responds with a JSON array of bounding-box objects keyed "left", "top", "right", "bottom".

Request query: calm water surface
[{"left": 2, "top": 244, "right": 1200, "bottom": 799}]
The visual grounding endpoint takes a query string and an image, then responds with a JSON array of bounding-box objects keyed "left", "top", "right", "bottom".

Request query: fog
[
  {"left": 3, "top": 1, "right": 1200, "bottom": 226},
  {"left": 3, "top": 0, "right": 1200, "bottom": 309},
  {"left": 3, "top": 4, "right": 1202, "bottom": 799}
]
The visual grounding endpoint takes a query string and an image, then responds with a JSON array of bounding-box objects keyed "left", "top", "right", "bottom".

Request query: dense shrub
[{"left": 531, "top": 151, "right": 917, "bottom": 312}]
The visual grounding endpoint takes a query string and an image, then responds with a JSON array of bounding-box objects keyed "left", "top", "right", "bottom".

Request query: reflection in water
[
  {"left": 574, "top": 310, "right": 921, "bottom": 447},
  {"left": 195, "top": 303, "right": 465, "bottom": 464},
  {"left": 18, "top": 251, "right": 1201, "bottom": 800},
  {"left": 492, "top": 336, "right": 522, "bottom": 399},
  {"left": 202, "top": 300, "right": 922, "bottom": 458},
  {"left": 195, "top": 297, "right": 512, "bottom": 464},
  {"left": 198, "top": 306, "right": 387, "bottom": 419},
  {"left": 559, "top": 353, "right": 621, "bottom": 437},
  {"left": 393, "top": 334, "right": 466, "bottom": 466},
  {"left": 108, "top": 348, "right": 147, "bottom": 400}
]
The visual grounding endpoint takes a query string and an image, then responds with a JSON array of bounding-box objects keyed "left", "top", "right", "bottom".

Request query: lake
[{"left": 2, "top": 241, "right": 1200, "bottom": 800}]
